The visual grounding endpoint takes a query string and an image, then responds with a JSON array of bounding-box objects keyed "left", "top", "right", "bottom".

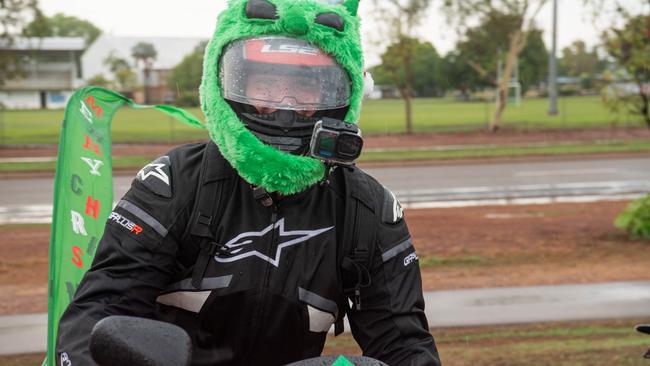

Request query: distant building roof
[
  {"left": 82, "top": 34, "right": 207, "bottom": 80},
  {"left": 0, "top": 37, "right": 85, "bottom": 51}
]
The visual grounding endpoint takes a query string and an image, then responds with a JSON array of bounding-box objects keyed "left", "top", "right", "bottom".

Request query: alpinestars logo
[
  {"left": 137, "top": 159, "right": 170, "bottom": 185},
  {"left": 215, "top": 218, "right": 333, "bottom": 267}
]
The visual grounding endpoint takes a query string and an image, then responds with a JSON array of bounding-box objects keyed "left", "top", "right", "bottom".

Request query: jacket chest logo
[{"left": 215, "top": 218, "right": 333, "bottom": 267}]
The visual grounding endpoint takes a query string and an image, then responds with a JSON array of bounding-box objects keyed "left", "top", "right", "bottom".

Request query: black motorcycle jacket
[{"left": 56, "top": 141, "right": 441, "bottom": 366}]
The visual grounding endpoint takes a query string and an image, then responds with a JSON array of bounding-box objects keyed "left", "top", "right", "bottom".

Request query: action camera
[{"left": 310, "top": 117, "right": 363, "bottom": 166}]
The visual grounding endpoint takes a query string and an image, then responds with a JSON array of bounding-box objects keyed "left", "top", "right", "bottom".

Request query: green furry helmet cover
[{"left": 200, "top": 0, "right": 364, "bottom": 195}]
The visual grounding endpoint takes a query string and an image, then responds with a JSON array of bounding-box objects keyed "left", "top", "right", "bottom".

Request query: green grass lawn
[
  {"left": 360, "top": 95, "right": 640, "bottom": 133},
  {"left": 0, "top": 96, "right": 642, "bottom": 145},
  {"left": 0, "top": 106, "right": 209, "bottom": 145}
]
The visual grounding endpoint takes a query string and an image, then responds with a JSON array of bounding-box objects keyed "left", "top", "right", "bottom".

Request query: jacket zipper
[{"left": 246, "top": 203, "right": 279, "bottom": 363}]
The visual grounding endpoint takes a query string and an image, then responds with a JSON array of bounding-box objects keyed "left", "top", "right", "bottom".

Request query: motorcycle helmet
[
  {"left": 220, "top": 36, "right": 351, "bottom": 155},
  {"left": 201, "top": 0, "right": 365, "bottom": 194}
]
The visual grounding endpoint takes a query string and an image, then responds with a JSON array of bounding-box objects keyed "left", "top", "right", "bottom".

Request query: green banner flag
[{"left": 45, "top": 87, "right": 204, "bottom": 366}]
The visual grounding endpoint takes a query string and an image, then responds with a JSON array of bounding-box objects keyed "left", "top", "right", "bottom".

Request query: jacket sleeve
[
  {"left": 55, "top": 149, "right": 198, "bottom": 365},
  {"left": 346, "top": 188, "right": 441, "bottom": 366}
]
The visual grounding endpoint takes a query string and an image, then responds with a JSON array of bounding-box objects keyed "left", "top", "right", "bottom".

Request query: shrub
[
  {"left": 174, "top": 92, "right": 200, "bottom": 107},
  {"left": 615, "top": 194, "right": 650, "bottom": 240}
]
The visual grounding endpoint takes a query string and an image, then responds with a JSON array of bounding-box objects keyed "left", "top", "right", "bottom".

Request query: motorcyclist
[{"left": 56, "top": 1, "right": 441, "bottom": 365}]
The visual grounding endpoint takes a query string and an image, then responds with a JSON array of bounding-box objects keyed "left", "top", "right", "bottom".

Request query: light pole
[{"left": 548, "top": 0, "right": 559, "bottom": 115}]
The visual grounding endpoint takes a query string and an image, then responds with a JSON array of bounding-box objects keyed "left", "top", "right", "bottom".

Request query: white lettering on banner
[
  {"left": 71, "top": 210, "right": 87, "bottom": 236},
  {"left": 80, "top": 101, "right": 93, "bottom": 124},
  {"left": 81, "top": 157, "right": 103, "bottom": 176}
]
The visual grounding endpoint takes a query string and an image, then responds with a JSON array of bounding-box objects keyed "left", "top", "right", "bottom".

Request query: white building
[{"left": 0, "top": 37, "right": 85, "bottom": 109}]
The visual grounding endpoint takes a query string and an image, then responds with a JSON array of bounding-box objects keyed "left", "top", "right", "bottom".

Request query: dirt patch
[
  {"left": 409, "top": 201, "right": 650, "bottom": 290},
  {"left": 0, "top": 200, "right": 647, "bottom": 315},
  {"left": 2, "top": 127, "right": 649, "bottom": 158},
  {"left": 0, "top": 225, "right": 50, "bottom": 315}
]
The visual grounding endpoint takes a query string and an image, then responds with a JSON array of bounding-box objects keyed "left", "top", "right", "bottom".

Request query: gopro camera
[{"left": 310, "top": 117, "right": 364, "bottom": 166}]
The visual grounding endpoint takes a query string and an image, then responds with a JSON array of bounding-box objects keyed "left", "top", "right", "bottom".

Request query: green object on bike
[{"left": 331, "top": 355, "right": 355, "bottom": 366}]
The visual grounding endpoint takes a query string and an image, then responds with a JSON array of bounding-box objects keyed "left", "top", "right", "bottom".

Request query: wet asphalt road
[{"left": 1, "top": 156, "right": 648, "bottom": 206}]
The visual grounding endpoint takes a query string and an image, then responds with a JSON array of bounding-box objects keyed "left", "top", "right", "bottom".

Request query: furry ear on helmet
[
  {"left": 344, "top": 0, "right": 360, "bottom": 15},
  {"left": 363, "top": 70, "right": 374, "bottom": 99}
]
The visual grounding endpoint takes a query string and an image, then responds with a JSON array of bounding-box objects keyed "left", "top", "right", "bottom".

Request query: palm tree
[{"left": 131, "top": 42, "right": 157, "bottom": 103}]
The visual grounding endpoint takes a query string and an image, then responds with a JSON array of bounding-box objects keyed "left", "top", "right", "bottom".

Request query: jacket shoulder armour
[
  {"left": 111, "top": 142, "right": 208, "bottom": 244},
  {"left": 349, "top": 167, "right": 403, "bottom": 225},
  {"left": 133, "top": 141, "right": 206, "bottom": 201},
  {"left": 351, "top": 167, "right": 411, "bottom": 270}
]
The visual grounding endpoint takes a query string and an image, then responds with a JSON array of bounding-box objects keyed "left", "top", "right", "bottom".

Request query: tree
[
  {"left": 0, "top": 0, "right": 41, "bottom": 85},
  {"left": 0, "top": 0, "right": 39, "bottom": 36},
  {"left": 559, "top": 40, "right": 606, "bottom": 77},
  {"left": 168, "top": 41, "right": 207, "bottom": 106},
  {"left": 371, "top": 0, "right": 434, "bottom": 134},
  {"left": 443, "top": 0, "right": 548, "bottom": 131},
  {"left": 23, "top": 12, "right": 102, "bottom": 46},
  {"left": 451, "top": 11, "right": 548, "bottom": 96},
  {"left": 131, "top": 42, "right": 157, "bottom": 103},
  {"left": 372, "top": 39, "right": 443, "bottom": 98},
  {"left": 518, "top": 29, "right": 548, "bottom": 91},
  {"left": 103, "top": 52, "right": 136, "bottom": 93},
  {"left": 602, "top": 13, "right": 649, "bottom": 128},
  {"left": 131, "top": 42, "right": 157, "bottom": 69},
  {"left": 410, "top": 41, "right": 444, "bottom": 97},
  {"left": 439, "top": 51, "right": 482, "bottom": 99},
  {"left": 86, "top": 74, "right": 110, "bottom": 88}
]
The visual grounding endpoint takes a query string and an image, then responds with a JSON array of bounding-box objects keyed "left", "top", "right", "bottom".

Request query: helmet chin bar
[
  {"left": 242, "top": 110, "right": 315, "bottom": 155},
  {"left": 249, "top": 130, "right": 311, "bottom": 155},
  {"left": 242, "top": 110, "right": 320, "bottom": 132},
  {"left": 227, "top": 99, "right": 349, "bottom": 156}
]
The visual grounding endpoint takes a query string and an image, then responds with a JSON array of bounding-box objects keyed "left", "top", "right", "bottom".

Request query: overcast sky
[{"left": 38, "top": 0, "right": 647, "bottom": 66}]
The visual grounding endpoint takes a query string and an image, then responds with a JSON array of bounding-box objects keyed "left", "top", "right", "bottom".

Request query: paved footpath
[{"left": 1, "top": 281, "right": 649, "bottom": 356}]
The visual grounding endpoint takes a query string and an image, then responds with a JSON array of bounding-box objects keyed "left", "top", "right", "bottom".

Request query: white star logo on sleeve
[
  {"left": 138, "top": 162, "right": 170, "bottom": 185},
  {"left": 136, "top": 156, "right": 172, "bottom": 198}
]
